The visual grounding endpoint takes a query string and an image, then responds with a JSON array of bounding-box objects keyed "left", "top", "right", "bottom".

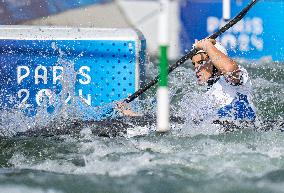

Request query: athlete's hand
[
  {"left": 116, "top": 101, "right": 140, "bottom": 117},
  {"left": 116, "top": 102, "right": 130, "bottom": 111},
  {"left": 194, "top": 39, "right": 216, "bottom": 51}
]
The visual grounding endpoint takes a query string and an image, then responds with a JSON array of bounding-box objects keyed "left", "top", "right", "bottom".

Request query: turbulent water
[{"left": 0, "top": 58, "right": 284, "bottom": 193}]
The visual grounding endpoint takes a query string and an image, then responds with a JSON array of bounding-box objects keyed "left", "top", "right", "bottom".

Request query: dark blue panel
[{"left": 180, "top": 0, "right": 284, "bottom": 61}]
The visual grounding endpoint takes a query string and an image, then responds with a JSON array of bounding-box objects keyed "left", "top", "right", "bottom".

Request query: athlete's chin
[{"left": 197, "top": 79, "right": 207, "bottom": 86}]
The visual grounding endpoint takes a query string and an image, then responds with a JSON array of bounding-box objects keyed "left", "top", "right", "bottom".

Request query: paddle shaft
[{"left": 124, "top": 0, "right": 259, "bottom": 103}]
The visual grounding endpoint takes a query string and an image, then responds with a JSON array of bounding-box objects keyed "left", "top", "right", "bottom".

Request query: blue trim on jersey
[{"left": 217, "top": 92, "right": 256, "bottom": 121}]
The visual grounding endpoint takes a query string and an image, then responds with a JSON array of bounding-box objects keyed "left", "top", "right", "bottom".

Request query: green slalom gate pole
[
  {"left": 159, "top": 46, "right": 168, "bottom": 87},
  {"left": 157, "top": 0, "right": 170, "bottom": 132}
]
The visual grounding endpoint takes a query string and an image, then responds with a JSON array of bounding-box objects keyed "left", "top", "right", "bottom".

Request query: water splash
[{"left": 1, "top": 58, "right": 284, "bottom": 193}]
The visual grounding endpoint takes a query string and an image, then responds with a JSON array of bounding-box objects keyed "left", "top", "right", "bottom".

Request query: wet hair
[
  {"left": 191, "top": 50, "right": 206, "bottom": 60},
  {"left": 191, "top": 42, "right": 228, "bottom": 60}
]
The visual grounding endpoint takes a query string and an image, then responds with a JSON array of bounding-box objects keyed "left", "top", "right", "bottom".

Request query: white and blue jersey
[{"left": 205, "top": 66, "right": 256, "bottom": 122}]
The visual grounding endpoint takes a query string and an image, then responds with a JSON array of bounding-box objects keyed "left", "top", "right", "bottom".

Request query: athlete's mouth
[
  {"left": 196, "top": 71, "right": 206, "bottom": 84},
  {"left": 196, "top": 75, "right": 201, "bottom": 81}
]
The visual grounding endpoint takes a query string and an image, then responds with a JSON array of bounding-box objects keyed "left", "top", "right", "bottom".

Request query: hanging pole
[
  {"left": 223, "top": 0, "right": 231, "bottom": 21},
  {"left": 157, "top": 0, "right": 170, "bottom": 132}
]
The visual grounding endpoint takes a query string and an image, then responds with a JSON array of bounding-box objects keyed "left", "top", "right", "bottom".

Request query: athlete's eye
[
  {"left": 192, "top": 60, "right": 208, "bottom": 67},
  {"left": 198, "top": 60, "right": 207, "bottom": 65}
]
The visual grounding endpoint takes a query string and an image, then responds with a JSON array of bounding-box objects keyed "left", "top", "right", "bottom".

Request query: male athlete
[
  {"left": 192, "top": 38, "right": 256, "bottom": 122},
  {"left": 117, "top": 38, "right": 256, "bottom": 123}
]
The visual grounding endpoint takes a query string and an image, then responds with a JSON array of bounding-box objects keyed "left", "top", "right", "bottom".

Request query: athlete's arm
[{"left": 195, "top": 39, "right": 241, "bottom": 84}]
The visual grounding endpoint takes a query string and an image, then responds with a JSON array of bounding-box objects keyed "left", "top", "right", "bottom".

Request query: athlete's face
[{"left": 192, "top": 53, "right": 213, "bottom": 85}]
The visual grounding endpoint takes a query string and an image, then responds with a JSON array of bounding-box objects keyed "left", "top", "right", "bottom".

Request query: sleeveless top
[{"left": 205, "top": 66, "right": 256, "bottom": 122}]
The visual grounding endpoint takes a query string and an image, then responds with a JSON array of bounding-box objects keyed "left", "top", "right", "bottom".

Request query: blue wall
[
  {"left": 0, "top": 0, "right": 110, "bottom": 24},
  {"left": 0, "top": 38, "right": 145, "bottom": 119},
  {"left": 180, "top": 0, "right": 284, "bottom": 61}
]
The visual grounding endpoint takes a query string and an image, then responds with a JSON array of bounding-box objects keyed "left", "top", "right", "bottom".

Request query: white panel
[
  {"left": 118, "top": 0, "right": 180, "bottom": 59},
  {"left": 0, "top": 26, "right": 140, "bottom": 41}
]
